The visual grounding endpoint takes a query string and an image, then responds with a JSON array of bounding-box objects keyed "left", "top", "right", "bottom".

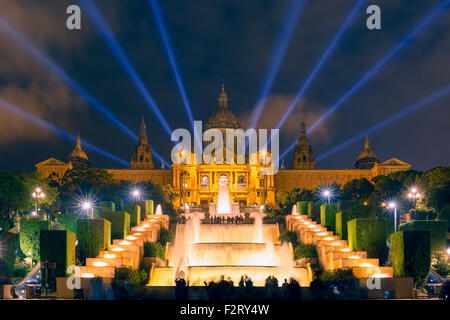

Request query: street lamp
[
  {"left": 180, "top": 149, "right": 185, "bottom": 207},
  {"left": 407, "top": 187, "right": 421, "bottom": 208},
  {"left": 388, "top": 201, "right": 398, "bottom": 233},
  {"left": 130, "top": 187, "right": 142, "bottom": 204},
  {"left": 80, "top": 200, "right": 94, "bottom": 218},
  {"left": 32, "top": 187, "right": 46, "bottom": 220},
  {"left": 261, "top": 150, "right": 267, "bottom": 205}
]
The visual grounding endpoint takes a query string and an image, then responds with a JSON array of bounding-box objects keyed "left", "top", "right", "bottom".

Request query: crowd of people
[{"left": 173, "top": 274, "right": 303, "bottom": 300}]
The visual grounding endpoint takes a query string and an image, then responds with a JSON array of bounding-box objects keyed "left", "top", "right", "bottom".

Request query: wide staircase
[
  {"left": 74, "top": 215, "right": 169, "bottom": 279},
  {"left": 286, "top": 214, "right": 393, "bottom": 279}
]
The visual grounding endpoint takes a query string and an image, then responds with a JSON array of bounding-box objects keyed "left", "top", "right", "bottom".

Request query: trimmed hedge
[
  {"left": 101, "top": 211, "right": 130, "bottom": 240},
  {"left": 320, "top": 203, "right": 338, "bottom": 233},
  {"left": 139, "top": 200, "right": 154, "bottom": 219},
  {"left": 123, "top": 205, "right": 141, "bottom": 227},
  {"left": 143, "top": 242, "right": 165, "bottom": 259},
  {"left": 19, "top": 219, "right": 50, "bottom": 263},
  {"left": 99, "top": 201, "right": 115, "bottom": 213},
  {"left": 348, "top": 218, "right": 387, "bottom": 263},
  {"left": 307, "top": 201, "right": 321, "bottom": 222},
  {"left": 336, "top": 211, "right": 359, "bottom": 240},
  {"left": 0, "top": 231, "right": 19, "bottom": 279},
  {"left": 391, "top": 231, "right": 431, "bottom": 285},
  {"left": 296, "top": 201, "right": 309, "bottom": 215},
  {"left": 40, "top": 230, "right": 76, "bottom": 290},
  {"left": 77, "top": 218, "right": 111, "bottom": 262},
  {"left": 398, "top": 220, "right": 447, "bottom": 252},
  {"left": 336, "top": 203, "right": 370, "bottom": 240}
]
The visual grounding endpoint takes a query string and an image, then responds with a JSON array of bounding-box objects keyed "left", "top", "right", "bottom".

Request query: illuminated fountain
[
  {"left": 155, "top": 204, "right": 163, "bottom": 215},
  {"left": 216, "top": 175, "right": 231, "bottom": 214},
  {"left": 291, "top": 204, "right": 299, "bottom": 215},
  {"left": 149, "top": 182, "right": 308, "bottom": 287}
]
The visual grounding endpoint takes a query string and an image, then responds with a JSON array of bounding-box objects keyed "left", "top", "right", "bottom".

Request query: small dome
[
  {"left": 357, "top": 136, "right": 377, "bottom": 161},
  {"left": 204, "top": 84, "right": 241, "bottom": 131},
  {"left": 68, "top": 134, "right": 90, "bottom": 167}
]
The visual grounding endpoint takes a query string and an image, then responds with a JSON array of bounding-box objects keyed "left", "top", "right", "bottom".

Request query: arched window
[
  {"left": 237, "top": 175, "right": 246, "bottom": 190},
  {"left": 201, "top": 176, "right": 210, "bottom": 190}
]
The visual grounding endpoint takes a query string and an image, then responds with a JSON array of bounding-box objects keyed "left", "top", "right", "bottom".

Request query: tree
[
  {"left": 16, "top": 171, "right": 59, "bottom": 218},
  {"left": 372, "top": 176, "right": 403, "bottom": 198},
  {"left": 60, "top": 167, "right": 116, "bottom": 194},
  {"left": 290, "top": 189, "right": 314, "bottom": 204},
  {"left": 340, "top": 178, "right": 374, "bottom": 201},
  {"left": 389, "top": 170, "right": 422, "bottom": 187},
  {"left": 0, "top": 171, "right": 29, "bottom": 225}
]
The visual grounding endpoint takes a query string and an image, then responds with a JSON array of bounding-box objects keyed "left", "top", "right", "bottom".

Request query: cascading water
[
  {"left": 217, "top": 175, "right": 231, "bottom": 214},
  {"left": 254, "top": 213, "right": 264, "bottom": 243},
  {"left": 291, "top": 204, "right": 299, "bottom": 215},
  {"left": 155, "top": 204, "right": 163, "bottom": 215}
]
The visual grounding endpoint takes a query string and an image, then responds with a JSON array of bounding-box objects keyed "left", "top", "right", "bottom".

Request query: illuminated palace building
[{"left": 36, "top": 86, "right": 410, "bottom": 208}]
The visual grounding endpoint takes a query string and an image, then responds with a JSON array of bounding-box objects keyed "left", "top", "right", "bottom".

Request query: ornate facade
[{"left": 35, "top": 85, "right": 411, "bottom": 208}]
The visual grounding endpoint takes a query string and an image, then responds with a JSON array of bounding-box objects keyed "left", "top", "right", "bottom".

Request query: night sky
[{"left": 0, "top": 0, "right": 448, "bottom": 173}]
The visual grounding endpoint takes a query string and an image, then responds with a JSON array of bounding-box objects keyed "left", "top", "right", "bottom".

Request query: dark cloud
[{"left": 0, "top": 0, "right": 448, "bottom": 171}]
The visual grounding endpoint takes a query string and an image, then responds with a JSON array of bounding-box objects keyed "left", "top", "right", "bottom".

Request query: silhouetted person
[{"left": 175, "top": 277, "right": 188, "bottom": 300}]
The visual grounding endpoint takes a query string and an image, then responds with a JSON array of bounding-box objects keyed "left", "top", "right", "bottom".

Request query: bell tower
[
  {"left": 292, "top": 122, "right": 316, "bottom": 169},
  {"left": 130, "top": 116, "right": 154, "bottom": 169}
]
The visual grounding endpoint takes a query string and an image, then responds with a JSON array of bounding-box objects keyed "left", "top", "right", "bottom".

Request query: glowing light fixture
[
  {"left": 81, "top": 273, "right": 95, "bottom": 278},
  {"left": 112, "top": 247, "right": 124, "bottom": 252},
  {"left": 104, "top": 254, "right": 116, "bottom": 259},
  {"left": 340, "top": 248, "right": 351, "bottom": 252},
  {"left": 93, "top": 261, "right": 108, "bottom": 267}
]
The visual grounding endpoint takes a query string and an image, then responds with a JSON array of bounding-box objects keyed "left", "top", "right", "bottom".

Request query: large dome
[{"left": 204, "top": 84, "right": 241, "bottom": 131}]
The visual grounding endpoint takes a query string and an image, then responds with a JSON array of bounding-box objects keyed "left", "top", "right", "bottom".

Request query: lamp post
[
  {"left": 131, "top": 188, "right": 141, "bottom": 205},
  {"left": 32, "top": 187, "right": 46, "bottom": 220},
  {"left": 323, "top": 190, "right": 331, "bottom": 204},
  {"left": 262, "top": 150, "right": 267, "bottom": 205},
  {"left": 80, "top": 200, "right": 94, "bottom": 218},
  {"left": 388, "top": 202, "right": 398, "bottom": 233},
  {"left": 407, "top": 187, "right": 421, "bottom": 208},
  {"left": 180, "top": 149, "right": 185, "bottom": 207}
]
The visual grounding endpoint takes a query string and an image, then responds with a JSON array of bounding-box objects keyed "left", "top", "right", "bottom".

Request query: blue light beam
[
  {"left": 315, "top": 82, "right": 450, "bottom": 161},
  {"left": 0, "top": 16, "right": 137, "bottom": 141},
  {"left": 248, "top": 0, "right": 307, "bottom": 129},
  {"left": 308, "top": 0, "right": 450, "bottom": 134},
  {"left": 0, "top": 97, "right": 130, "bottom": 167},
  {"left": 275, "top": 0, "right": 366, "bottom": 131},
  {"left": 79, "top": 0, "right": 173, "bottom": 136},
  {"left": 149, "top": 0, "right": 200, "bottom": 148}
]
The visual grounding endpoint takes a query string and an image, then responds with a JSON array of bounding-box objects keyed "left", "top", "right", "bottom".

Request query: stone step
[
  {"left": 74, "top": 266, "right": 115, "bottom": 278},
  {"left": 334, "top": 258, "right": 379, "bottom": 269},
  {"left": 86, "top": 257, "right": 132, "bottom": 268},
  {"left": 352, "top": 266, "right": 393, "bottom": 278}
]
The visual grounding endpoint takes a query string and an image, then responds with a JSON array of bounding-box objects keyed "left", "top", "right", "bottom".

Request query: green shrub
[
  {"left": 56, "top": 211, "right": 78, "bottom": 234},
  {"left": 320, "top": 203, "right": 338, "bottom": 233},
  {"left": 335, "top": 205, "right": 369, "bottom": 240},
  {"left": 143, "top": 242, "right": 165, "bottom": 259},
  {"left": 294, "top": 244, "right": 317, "bottom": 259},
  {"left": 391, "top": 230, "right": 431, "bottom": 286},
  {"left": 319, "top": 268, "right": 353, "bottom": 282},
  {"left": 348, "top": 218, "right": 387, "bottom": 263},
  {"left": 399, "top": 220, "right": 447, "bottom": 252},
  {"left": 0, "top": 220, "right": 11, "bottom": 231},
  {"left": 123, "top": 205, "right": 141, "bottom": 227},
  {"left": 0, "top": 231, "right": 19, "bottom": 278},
  {"left": 13, "top": 264, "right": 31, "bottom": 278},
  {"left": 437, "top": 204, "right": 450, "bottom": 231},
  {"left": 101, "top": 211, "right": 130, "bottom": 240},
  {"left": 139, "top": 200, "right": 154, "bottom": 219},
  {"left": 19, "top": 219, "right": 50, "bottom": 263},
  {"left": 278, "top": 231, "right": 297, "bottom": 247},
  {"left": 307, "top": 201, "right": 321, "bottom": 222},
  {"left": 114, "top": 267, "right": 148, "bottom": 286},
  {"left": 99, "top": 201, "right": 115, "bottom": 212},
  {"left": 431, "top": 253, "right": 449, "bottom": 278},
  {"left": 77, "top": 218, "right": 111, "bottom": 263},
  {"left": 158, "top": 228, "right": 174, "bottom": 246},
  {"left": 40, "top": 230, "right": 76, "bottom": 290},
  {"left": 296, "top": 201, "right": 309, "bottom": 215}
]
